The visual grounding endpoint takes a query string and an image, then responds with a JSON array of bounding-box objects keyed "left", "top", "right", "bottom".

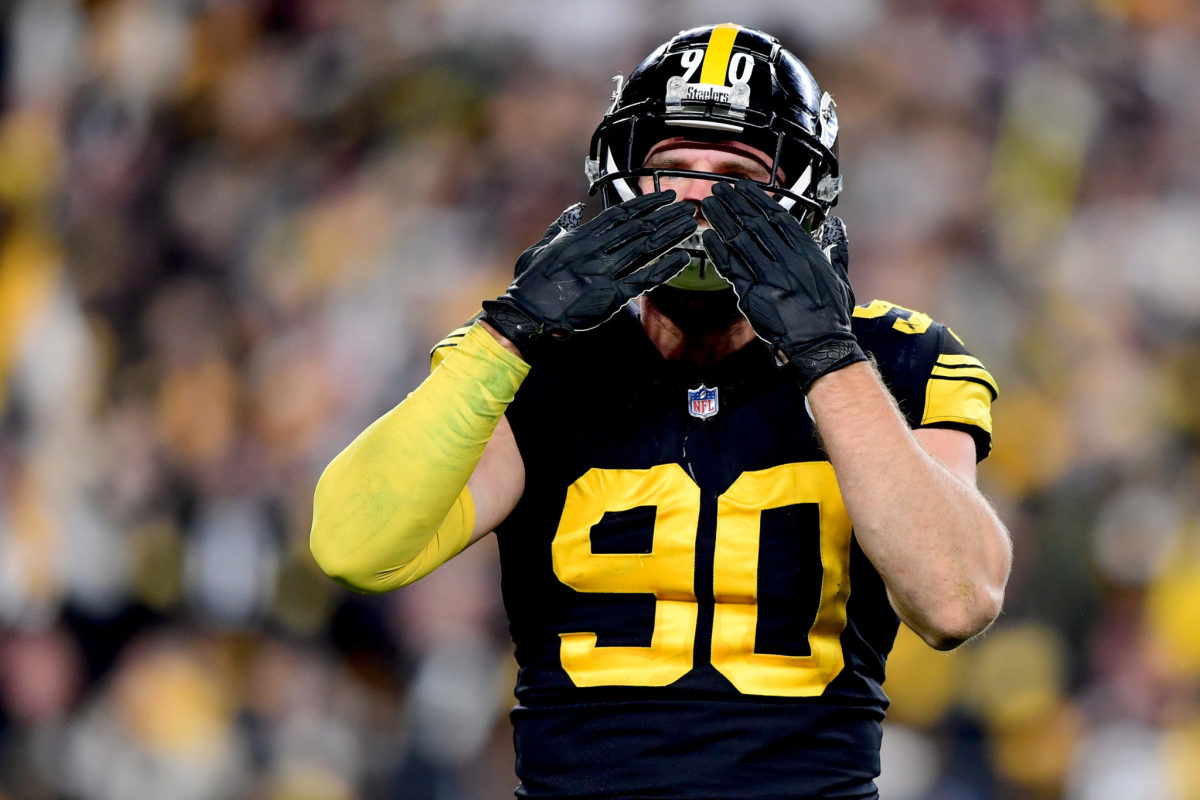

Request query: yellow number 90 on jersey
[{"left": 551, "top": 461, "right": 853, "bottom": 697}]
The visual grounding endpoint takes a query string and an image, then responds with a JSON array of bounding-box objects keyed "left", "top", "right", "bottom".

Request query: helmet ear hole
[{"left": 587, "top": 24, "right": 841, "bottom": 223}]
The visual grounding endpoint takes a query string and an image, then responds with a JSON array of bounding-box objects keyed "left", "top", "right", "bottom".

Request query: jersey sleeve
[
  {"left": 429, "top": 317, "right": 480, "bottom": 371},
  {"left": 852, "top": 300, "right": 998, "bottom": 462},
  {"left": 919, "top": 324, "right": 998, "bottom": 459},
  {"left": 428, "top": 313, "right": 551, "bottom": 476},
  {"left": 311, "top": 323, "right": 527, "bottom": 591}
]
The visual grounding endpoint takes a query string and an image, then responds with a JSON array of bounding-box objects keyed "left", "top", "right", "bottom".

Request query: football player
[{"left": 311, "top": 24, "right": 1011, "bottom": 799}]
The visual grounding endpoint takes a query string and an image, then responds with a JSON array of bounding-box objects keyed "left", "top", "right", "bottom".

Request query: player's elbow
[
  {"left": 308, "top": 505, "right": 408, "bottom": 595},
  {"left": 309, "top": 524, "right": 386, "bottom": 594},
  {"left": 911, "top": 584, "right": 1005, "bottom": 651},
  {"left": 309, "top": 501, "right": 449, "bottom": 595},
  {"left": 916, "top": 620, "right": 987, "bottom": 652},
  {"left": 309, "top": 463, "right": 410, "bottom": 593},
  {"left": 309, "top": 454, "right": 474, "bottom": 594}
]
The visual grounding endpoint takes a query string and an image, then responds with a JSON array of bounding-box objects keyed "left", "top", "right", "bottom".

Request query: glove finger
[
  {"left": 514, "top": 209, "right": 576, "bottom": 278},
  {"left": 593, "top": 190, "right": 677, "bottom": 233},
  {"left": 726, "top": 179, "right": 810, "bottom": 252},
  {"left": 533, "top": 220, "right": 562, "bottom": 246},
  {"left": 531, "top": 202, "right": 585, "bottom": 248},
  {"left": 614, "top": 217, "right": 700, "bottom": 286},
  {"left": 728, "top": 179, "right": 787, "bottom": 218},
  {"left": 699, "top": 193, "right": 749, "bottom": 246},
  {"left": 700, "top": 193, "right": 775, "bottom": 266},
  {"left": 627, "top": 189, "right": 682, "bottom": 218},
  {"left": 816, "top": 216, "right": 854, "bottom": 308},
  {"left": 645, "top": 199, "right": 700, "bottom": 231},
  {"left": 699, "top": 191, "right": 738, "bottom": 233},
  {"left": 642, "top": 207, "right": 699, "bottom": 253},
  {"left": 702, "top": 228, "right": 756, "bottom": 287},
  {"left": 711, "top": 179, "right": 775, "bottom": 221},
  {"left": 619, "top": 250, "right": 691, "bottom": 295},
  {"left": 604, "top": 202, "right": 696, "bottom": 259},
  {"left": 555, "top": 202, "right": 585, "bottom": 233},
  {"left": 819, "top": 216, "right": 849, "bottom": 278}
]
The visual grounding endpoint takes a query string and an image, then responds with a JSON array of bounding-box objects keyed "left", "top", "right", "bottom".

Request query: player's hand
[
  {"left": 482, "top": 191, "right": 696, "bottom": 356},
  {"left": 699, "top": 180, "right": 865, "bottom": 392}
]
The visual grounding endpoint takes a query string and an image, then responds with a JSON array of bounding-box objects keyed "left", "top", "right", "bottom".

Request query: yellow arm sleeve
[{"left": 310, "top": 324, "right": 529, "bottom": 592}]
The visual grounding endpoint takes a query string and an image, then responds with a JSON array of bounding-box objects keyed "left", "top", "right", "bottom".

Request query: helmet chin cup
[{"left": 661, "top": 231, "right": 730, "bottom": 292}]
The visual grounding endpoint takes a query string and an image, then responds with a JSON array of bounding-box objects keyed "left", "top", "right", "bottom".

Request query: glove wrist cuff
[
  {"left": 480, "top": 299, "right": 543, "bottom": 357},
  {"left": 781, "top": 337, "right": 867, "bottom": 393}
]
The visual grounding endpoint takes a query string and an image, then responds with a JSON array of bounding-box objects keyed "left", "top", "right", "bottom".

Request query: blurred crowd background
[{"left": 1, "top": 0, "right": 1198, "bottom": 798}]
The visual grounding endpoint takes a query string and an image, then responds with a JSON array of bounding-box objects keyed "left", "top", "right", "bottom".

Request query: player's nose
[{"left": 674, "top": 176, "right": 715, "bottom": 205}]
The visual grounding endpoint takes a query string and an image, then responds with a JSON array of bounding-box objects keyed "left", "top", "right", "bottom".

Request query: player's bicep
[
  {"left": 466, "top": 414, "right": 525, "bottom": 542},
  {"left": 913, "top": 426, "right": 977, "bottom": 486}
]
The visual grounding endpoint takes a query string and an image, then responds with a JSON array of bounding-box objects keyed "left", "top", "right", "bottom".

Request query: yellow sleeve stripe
[
  {"left": 922, "top": 376, "right": 994, "bottom": 435},
  {"left": 700, "top": 24, "right": 740, "bottom": 85}
]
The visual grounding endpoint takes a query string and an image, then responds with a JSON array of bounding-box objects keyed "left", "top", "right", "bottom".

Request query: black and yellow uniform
[{"left": 435, "top": 300, "right": 995, "bottom": 800}]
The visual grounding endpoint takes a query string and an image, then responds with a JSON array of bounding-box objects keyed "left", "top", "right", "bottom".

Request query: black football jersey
[{"left": 433, "top": 300, "right": 996, "bottom": 800}]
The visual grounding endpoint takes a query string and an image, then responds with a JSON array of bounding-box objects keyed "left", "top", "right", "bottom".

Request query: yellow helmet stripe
[{"left": 699, "top": 24, "right": 740, "bottom": 85}]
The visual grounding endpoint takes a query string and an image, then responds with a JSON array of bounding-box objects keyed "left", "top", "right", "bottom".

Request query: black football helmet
[{"left": 586, "top": 24, "right": 842, "bottom": 291}]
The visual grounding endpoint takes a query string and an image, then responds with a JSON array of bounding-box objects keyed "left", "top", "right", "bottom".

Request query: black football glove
[
  {"left": 818, "top": 215, "right": 852, "bottom": 306},
  {"left": 481, "top": 190, "right": 697, "bottom": 356},
  {"left": 699, "top": 180, "right": 865, "bottom": 392}
]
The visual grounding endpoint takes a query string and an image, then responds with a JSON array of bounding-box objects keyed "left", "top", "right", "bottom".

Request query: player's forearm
[
  {"left": 807, "top": 362, "right": 1011, "bottom": 649},
  {"left": 310, "top": 323, "right": 529, "bottom": 592}
]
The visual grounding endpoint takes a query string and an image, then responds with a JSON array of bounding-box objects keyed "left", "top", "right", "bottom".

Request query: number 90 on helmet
[{"left": 586, "top": 23, "right": 842, "bottom": 231}]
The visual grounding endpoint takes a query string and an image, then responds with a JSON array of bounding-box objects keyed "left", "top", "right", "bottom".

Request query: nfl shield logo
[{"left": 687, "top": 385, "right": 719, "bottom": 420}]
